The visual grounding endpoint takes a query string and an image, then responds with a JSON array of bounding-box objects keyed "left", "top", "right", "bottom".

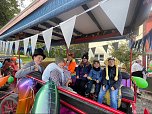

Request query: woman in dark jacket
[{"left": 74, "top": 53, "right": 92, "bottom": 96}]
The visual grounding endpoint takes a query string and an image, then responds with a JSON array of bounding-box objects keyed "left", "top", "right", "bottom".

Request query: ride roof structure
[{"left": 0, "top": 0, "right": 151, "bottom": 46}]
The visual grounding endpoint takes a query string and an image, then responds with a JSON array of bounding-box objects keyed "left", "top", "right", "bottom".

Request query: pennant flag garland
[
  {"left": 3, "top": 41, "right": 6, "bottom": 52},
  {"left": 15, "top": 41, "right": 20, "bottom": 54},
  {"left": 23, "top": 38, "right": 30, "bottom": 55},
  {"left": 103, "top": 45, "right": 108, "bottom": 53},
  {"left": 149, "top": 31, "right": 152, "bottom": 49},
  {"left": 91, "top": 47, "right": 96, "bottom": 55},
  {"left": 30, "top": 34, "right": 38, "bottom": 55},
  {"left": 9, "top": 42, "right": 14, "bottom": 55},
  {"left": 137, "top": 39, "right": 142, "bottom": 51},
  {"left": 60, "top": 16, "right": 76, "bottom": 49},
  {"left": 99, "top": 0, "right": 130, "bottom": 35},
  {"left": 142, "top": 36, "right": 147, "bottom": 50},
  {"left": 5, "top": 42, "right": 9, "bottom": 54},
  {"left": 134, "top": 40, "right": 138, "bottom": 49},
  {"left": 42, "top": 28, "right": 53, "bottom": 53},
  {"left": 112, "top": 42, "right": 119, "bottom": 50}
]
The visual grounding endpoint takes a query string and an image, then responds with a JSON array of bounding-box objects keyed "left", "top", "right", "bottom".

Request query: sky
[{"left": 18, "top": 0, "right": 33, "bottom": 11}]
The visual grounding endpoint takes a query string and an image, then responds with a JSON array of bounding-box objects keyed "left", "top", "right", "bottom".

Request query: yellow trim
[{"left": 104, "top": 58, "right": 120, "bottom": 81}]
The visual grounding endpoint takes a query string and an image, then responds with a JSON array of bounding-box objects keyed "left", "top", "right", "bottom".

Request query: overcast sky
[{"left": 18, "top": 0, "right": 33, "bottom": 11}]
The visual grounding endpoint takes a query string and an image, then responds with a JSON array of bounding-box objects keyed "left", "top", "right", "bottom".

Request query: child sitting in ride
[
  {"left": 15, "top": 48, "right": 46, "bottom": 78},
  {"left": 85, "top": 60, "right": 102, "bottom": 100},
  {"left": 98, "top": 57, "right": 122, "bottom": 109},
  {"left": 42, "top": 57, "right": 72, "bottom": 87},
  {"left": 75, "top": 53, "right": 92, "bottom": 96}
]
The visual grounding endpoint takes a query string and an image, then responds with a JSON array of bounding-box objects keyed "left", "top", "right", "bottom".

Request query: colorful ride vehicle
[{"left": 0, "top": 70, "right": 140, "bottom": 114}]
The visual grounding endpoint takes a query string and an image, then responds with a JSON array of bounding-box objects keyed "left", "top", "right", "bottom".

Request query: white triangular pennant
[
  {"left": 5, "top": 41, "right": 9, "bottom": 54},
  {"left": 3, "top": 41, "right": 6, "bottom": 52},
  {"left": 99, "top": 0, "right": 130, "bottom": 35},
  {"left": 15, "top": 41, "right": 20, "bottom": 54},
  {"left": 9, "top": 42, "right": 14, "bottom": 55},
  {"left": 23, "top": 38, "right": 29, "bottom": 55},
  {"left": 31, "top": 34, "right": 38, "bottom": 55},
  {"left": 60, "top": 16, "right": 76, "bottom": 49},
  {"left": 1, "top": 41, "right": 3, "bottom": 52},
  {"left": 1, "top": 41, "right": 4, "bottom": 52},
  {"left": 42, "top": 28, "right": 53, "bottom": 53}
]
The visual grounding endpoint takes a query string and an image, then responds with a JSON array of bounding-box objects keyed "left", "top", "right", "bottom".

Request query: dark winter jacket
[
  {"left": 76, "top": 62, "right": 92, "bottom": 80},
  {"left": 101, "top": 66, "right": 122, "bottom": 89}
]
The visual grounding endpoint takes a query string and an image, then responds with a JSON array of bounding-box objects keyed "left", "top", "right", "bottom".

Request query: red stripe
[
  {"left": 27, "top": 75, "right": 125, "bottom": 114},
  {"left": 60, "top": 100, "right": 86, "bottom": 114}
]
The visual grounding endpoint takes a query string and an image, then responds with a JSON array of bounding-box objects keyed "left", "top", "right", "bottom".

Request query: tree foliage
[
  {"left": 0, "top": 0, "right": 20, "bottom": 28},
  {"left": 110, "top": 43, "right": 141, "bottom": 72}
]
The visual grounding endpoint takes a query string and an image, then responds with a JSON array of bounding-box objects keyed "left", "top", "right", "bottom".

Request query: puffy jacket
[
  {"left": 102, "top": 66, "right": 122, "bottom": 89},
  {"left": 88, "top": 68, "right": 102, "bottom": 82}
]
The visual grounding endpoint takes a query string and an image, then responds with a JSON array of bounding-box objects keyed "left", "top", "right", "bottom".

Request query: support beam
[
  {"left": 50, "top": 30, "right": 129, "bottom": 46},
  {"left": 29, "top": 26, "right": 64, "bottom": 38},
  {"left": 40, "top": 22, "right": 62, "bottom": 33},
  {"left": 82, "top": 4, "right": 103, "bottom": 32}
]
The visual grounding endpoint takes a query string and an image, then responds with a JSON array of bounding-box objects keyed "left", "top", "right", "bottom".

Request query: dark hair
[
  {"left": 3, "top": 58, "right": 11, "bottom": 65},
  {"left": 67, "top": 52, "right": 74, "bottom": 58},
  {"left": 93, "top": 60, "right": 100, "bottom": 65}
]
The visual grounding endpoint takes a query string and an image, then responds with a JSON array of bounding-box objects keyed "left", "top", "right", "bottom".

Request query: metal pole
[
  {"left": 130, "top": 48, "right": 132, "bottom": 87},
  {"left": 18, "top": 47, "right": 21, "bottom": 69},
  {"left": 16, "top": 35, "right": 21, "bottom": 69}
]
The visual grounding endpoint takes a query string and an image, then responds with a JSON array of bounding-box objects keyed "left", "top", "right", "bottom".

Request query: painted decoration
[{"left": 31, "top": 81, "right": 59, "bottom": 114}]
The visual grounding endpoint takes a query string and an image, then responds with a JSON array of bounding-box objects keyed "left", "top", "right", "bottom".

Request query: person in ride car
[
  {"left": 65, "top": 52, "right": 77, "bottom": 75},
  {"left": 74, "top": 53, "right": 92, "bottom": 96},
  {"left": 98, "top": 57, "right": 122, "bottom": 109},
  {"left": 42, "top": 57, "right": 72, "bottom": 87},
  {"left": 85, "top": 60, "right": 102, "bottom": 100},
  {"left": 15, "top": 48, "right": 46, "bottom": 78}
]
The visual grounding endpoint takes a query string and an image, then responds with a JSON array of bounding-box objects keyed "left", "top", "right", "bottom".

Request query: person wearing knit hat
[
  {"left": 98, "top": 57, "right": 122, "bottom": 109},
  {"left": 74, "top": 52, "right": 92, "bottom": 96}
]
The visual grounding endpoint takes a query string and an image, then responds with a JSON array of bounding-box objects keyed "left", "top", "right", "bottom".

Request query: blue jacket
[
  {"left": 76, "top": 62, "right": 92, "bottom": 80},
  {"left": 88, "top": 68, "right": 102, "bottom": 82}
]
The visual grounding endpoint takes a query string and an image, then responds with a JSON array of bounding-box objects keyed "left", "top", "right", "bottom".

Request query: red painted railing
[{"left": 27, "top": 75, "right": 125, "bottom": 114}]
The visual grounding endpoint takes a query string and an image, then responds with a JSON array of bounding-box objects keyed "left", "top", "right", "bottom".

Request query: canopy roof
[{"left": 0, "top": 0, "right": 151, "bottom": 45}]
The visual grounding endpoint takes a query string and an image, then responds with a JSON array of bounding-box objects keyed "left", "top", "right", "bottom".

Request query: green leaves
[
  {"left": 110, "top": 43, "right": 140, "bottom": 72},
  {"left": 0, "top": 0, "right": 20, "bottom": 28}
]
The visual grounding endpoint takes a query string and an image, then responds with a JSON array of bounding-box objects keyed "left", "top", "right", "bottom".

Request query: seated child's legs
[
  {"left": 74, "top": 79, "right": 81, "bottom": 93},
  {"left": 85, "top": 80, "right": 94, "bottom": 95},
  {"left": 98, "top": 85, "right": 109, "bottom": 103},
  {"left": 79, "top": 79, "right": 88, "bottom": 96},
  {"left": 110, "top": 89, "right": 118, "bottom": 109},
  {"left": 95, "top": 83, "right": 101, "bottom": 96}
]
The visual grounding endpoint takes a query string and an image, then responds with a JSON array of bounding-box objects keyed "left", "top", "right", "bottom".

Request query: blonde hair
[{"left": 104, "top": 58, "right": 120, "bottom": 81}]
